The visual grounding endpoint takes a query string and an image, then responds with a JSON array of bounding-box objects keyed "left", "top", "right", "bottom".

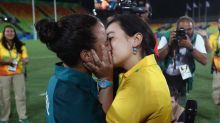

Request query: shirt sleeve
[
  {"left": 158, "top": 36, "right": 168, "bottom": 50},
  {"left": 209, "top": 34, "right": 215, "bottom": 49},
  {"left": 194, "top": 34, "right": 207, "bottom": 54},
  {"left": 21, "top": 45, "right": 28, "bottom": 59},
  {"left": 54, "top": 83, "right": 106, "bottom": 123}
]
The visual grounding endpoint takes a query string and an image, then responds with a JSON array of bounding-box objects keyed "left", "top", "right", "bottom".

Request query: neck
[
  {"left": 123, "top": 53, "right": 143, "bottom": 71},
  {"left": 7, "top": 40, "right": 13, "bottom": 45}
]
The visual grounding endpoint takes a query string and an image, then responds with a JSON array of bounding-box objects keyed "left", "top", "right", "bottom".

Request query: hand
[
  {"left": 83, "top": 45, "right": 113, "bottom": 81},
  {"left": 22, "top": 58, "right": 29, "bottom": 64},
  {"left": 5, "top": 58, "right": 13, "bottom": 65},
  {"left": 178, "top": 35, "right": 193, "bottom": 49},
  {"left": 168, "top": 31, "right": 176, "bottom": 46},
  {"left": 0, "top": 57, "right": 13, "bottom": 65}
]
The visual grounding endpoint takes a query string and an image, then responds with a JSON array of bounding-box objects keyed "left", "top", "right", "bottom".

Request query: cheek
[{"left": 111, "top": 41, "right": 131, "bottom": 62}]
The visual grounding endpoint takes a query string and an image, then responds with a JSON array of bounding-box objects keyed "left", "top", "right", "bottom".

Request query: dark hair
[
  {"left": 1, "top": 25, "right": 24, "bottom": 53},
  {"left": 169, "top": 86, "right": 179, "bottom": 101},
  {"left": 35, "top": 14, "right": 99, "bottom": 67},
  {"left": 176, "top": 16, "right": 195, "bottom": 29},
  {"left": 107, "top": 14, "right": 155, "bottom": 56}
]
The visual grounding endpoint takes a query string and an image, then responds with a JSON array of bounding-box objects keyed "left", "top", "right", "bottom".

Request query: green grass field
[{"left": 7, "top": 40, "right": 218, "bottom": 123}]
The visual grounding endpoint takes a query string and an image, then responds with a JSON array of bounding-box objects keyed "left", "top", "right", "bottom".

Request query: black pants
[{"left": 163, "top": 72, "right": 187, "bottom": 96}]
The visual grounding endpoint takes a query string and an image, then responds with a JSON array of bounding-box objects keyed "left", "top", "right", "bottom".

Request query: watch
[{"left": 98, "top": 79, "right": 113, "bottom": 89}]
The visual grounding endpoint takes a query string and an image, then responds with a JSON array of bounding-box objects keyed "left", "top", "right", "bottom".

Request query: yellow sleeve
[
  {"left": 21, "top": 45, "right": 28, "bottom": 59},
  {"left": 209, "top": 34, "right": 215, "bottom": 49},
  {"left": 106, "top": 80, "right": 141, "bottom": 123}
]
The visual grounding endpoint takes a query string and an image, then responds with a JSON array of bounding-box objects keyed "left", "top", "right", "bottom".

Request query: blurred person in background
[
  {"left": 209, "top": 17, "right": 220, "bottom": 123},
  {"left": 196, "top": 29, "right": 212, "bottom": 53},
  {"left": 87, "top": 14, "right": 172, "bottom": 123},
  {"left": 0, "top": 25, "right": 29, "bottom": 123},
  {"left": 170, "top": 86, "right": 185, "bottom": 123},
  {"left": 158, "top": 16, "right": 208, "bottom": 105},
  {"left": 36, "top": 13, "right": 113, "bottom": 123}
]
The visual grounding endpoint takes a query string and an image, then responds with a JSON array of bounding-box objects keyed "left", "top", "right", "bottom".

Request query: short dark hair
[
  {"left": 107, "top": 14, "right": 155, "bottom": 56},
  {"left": 176, "top": 16, "right": 195, "bottom": 29},
  {"left": 35, "top": 14, "right": 99, "bottom": 67},
  {"left": 1, "top": 25, "right": 24, "bottom": 53},
  {"left": 169, "top": 86, "right": 179, "bottom": 101}
]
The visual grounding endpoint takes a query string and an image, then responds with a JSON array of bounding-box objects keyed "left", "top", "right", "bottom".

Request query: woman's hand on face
[{"left": 83, "top": 45, "right": 113, "bottom": 81}]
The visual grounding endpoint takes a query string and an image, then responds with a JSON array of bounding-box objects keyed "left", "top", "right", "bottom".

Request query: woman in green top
[{"left": 36, "top": 13, "right": 113, "bottom": 123}]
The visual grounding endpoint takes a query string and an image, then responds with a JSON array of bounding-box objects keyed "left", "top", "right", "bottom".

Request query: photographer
[{"left": 158, "top": 16, "right": 208, "bottom": 104}]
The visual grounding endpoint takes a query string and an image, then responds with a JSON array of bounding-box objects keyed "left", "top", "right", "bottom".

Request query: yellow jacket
[{"left": 106, "top": 54, "right": 172, "bottom": 123}]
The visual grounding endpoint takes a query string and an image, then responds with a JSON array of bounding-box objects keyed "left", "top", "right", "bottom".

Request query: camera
[
  {"left": 176, "top": 28, "right": 187, "bottom": 40},
  {"left": 118, "top": 0, "right": 148, "bottom": 14}
]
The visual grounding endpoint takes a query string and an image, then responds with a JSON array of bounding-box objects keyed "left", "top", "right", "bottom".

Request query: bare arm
[
  {"left": 158, "top": 45, "right": 169, "bottom": 60},
  {"left": 0, "top": 58, "right": 13, "bottom": 65},
  {"left": 159, "top": 31, "right": 176, "bottom": 60},
  {"left": 190, "top": 49, "right": 208, "bottom": 65}
]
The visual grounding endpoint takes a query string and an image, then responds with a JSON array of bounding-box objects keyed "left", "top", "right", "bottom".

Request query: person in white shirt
[{"left": 158, "top": 16, "right": 208, "bottom": 104}]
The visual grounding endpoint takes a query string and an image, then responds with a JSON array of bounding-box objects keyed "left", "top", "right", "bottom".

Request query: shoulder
[
  {"left": 177, "top": 110, "right": 185, "bottom": 122},
  {"left": 195, "top": 34, "right": 204, "bottom": 41}
]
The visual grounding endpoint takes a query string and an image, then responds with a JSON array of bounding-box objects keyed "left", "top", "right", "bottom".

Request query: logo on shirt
[{"left": 46, "top": 92, "right": 50, "bottom": 115}]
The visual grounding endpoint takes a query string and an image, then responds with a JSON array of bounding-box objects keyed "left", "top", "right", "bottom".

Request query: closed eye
[{"left": 107, "top": 37, "right": 113, "bottom": 42}]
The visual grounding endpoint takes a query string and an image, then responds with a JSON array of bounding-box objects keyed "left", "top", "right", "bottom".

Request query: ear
[
  {"left": 80, "top": 50, "right": 93, "bottom": 63},
  {"left": 132, "top": 32, "right": 143, "bottom": 47}
]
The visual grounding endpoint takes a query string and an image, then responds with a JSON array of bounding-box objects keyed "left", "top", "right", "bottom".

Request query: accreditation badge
[
  {"left": 179, "top": 64, "right": 192, "bottom": 80},
  {"left": 8, "top": 59, "right": 18, "bottom": 72}
]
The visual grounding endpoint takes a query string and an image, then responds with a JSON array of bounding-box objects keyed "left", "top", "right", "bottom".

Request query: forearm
[
  {"left": 191, "top": 49, "right": 208, "bottom": 65},
  {"left": 158, "top": 45, "right": 169, "bottom": 60},
  {"left": 0, "top": 60, "right": 11, "bottom": 65},
  {"left": 99, "top": 86, "right": 113, "bottom": 113}
]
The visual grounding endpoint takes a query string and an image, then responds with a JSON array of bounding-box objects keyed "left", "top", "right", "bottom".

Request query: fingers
[
  {"left": 83, "top": 62, "right": 99, "bottom": 72},
  {"left": 108, "top": 51, "right": 113, "bottom": 65},
  {"left": 101, "top": 45, "right": 109, "bottom": 64},
  {"left": 91, "top": 49, "right": 102, "bottom": 66}
]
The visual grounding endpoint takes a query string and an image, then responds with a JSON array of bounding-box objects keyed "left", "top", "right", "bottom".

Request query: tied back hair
[
  {"left": 35, "top": 19, "right": 58, "bottom": 51},
  {"left": 35, "top": 14, "right": 98, "bottom": 67}
]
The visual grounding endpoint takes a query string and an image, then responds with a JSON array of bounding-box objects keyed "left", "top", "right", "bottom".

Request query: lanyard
[{"left": 7, "top": 43, "right": 18, "bottom": 60}]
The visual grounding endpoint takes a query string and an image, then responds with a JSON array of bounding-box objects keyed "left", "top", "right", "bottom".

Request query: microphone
[{"left": 185, "top": 100, "right": 197, "bottom": 123}]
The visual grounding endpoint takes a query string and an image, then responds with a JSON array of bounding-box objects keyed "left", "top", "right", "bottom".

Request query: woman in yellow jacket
[
  {"left": 0, "top": 25, "right": 28, "bottom": 123},
  {"left": 86, "top": 14, "right": 172, "bottom": 123}
]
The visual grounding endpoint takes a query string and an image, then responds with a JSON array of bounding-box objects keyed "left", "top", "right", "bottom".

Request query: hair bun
[{"left": 35, "top": 19, "right": 58, "bottom": 44}]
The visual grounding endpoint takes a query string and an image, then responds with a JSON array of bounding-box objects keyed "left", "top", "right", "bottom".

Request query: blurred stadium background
[{"left": 0, "top": 0, "right": 219, "bottom": 123}]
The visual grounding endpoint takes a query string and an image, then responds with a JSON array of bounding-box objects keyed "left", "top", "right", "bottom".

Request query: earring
[{"left": 133, "top": 47, "right": 137, "bottom": 55}]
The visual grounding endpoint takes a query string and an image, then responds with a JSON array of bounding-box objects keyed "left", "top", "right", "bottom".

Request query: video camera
[
  {"left": 118, "top": 0, "right": 149, "bottom": 14},
  {"left": 185, "top": 100, "right": 197, "bottom": 123}
]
